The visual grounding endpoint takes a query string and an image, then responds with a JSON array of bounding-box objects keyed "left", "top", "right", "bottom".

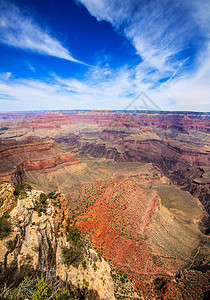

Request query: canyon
[{"left": 0, "top": 110, "right": 209, "bottom": 299}]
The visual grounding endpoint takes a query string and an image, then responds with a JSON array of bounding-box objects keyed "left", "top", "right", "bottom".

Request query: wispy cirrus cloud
[
  {"left": 151, "top": 49, "right": 210, "bottom": 112},
  {"left": 0, "top": 0, "right": 209, "bottom": 112},
  {"left": 0, "top": 54, "right": 210, "bottom": 112},
  {"left": 77, "top": 0, "right": 209, "bottom": 85},
  {"left": 0, "top": 0, "right": 85, "bottom": 64},
  {"left": 0, "top": 66, "right": 137, "bottom": 111},
  {"left": 75, "top": 0, "right": 210, "bottom": 111}
]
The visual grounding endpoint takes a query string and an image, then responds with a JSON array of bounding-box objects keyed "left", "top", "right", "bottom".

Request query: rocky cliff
[{"left": 0, "top": 183, "right": 115, "bottom": 299}]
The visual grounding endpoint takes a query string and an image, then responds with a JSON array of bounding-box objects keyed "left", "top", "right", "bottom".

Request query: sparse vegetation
[
  {"left": 97, "top": 252, "right": 102, "bottom": 261},
  {"left": 13, "top": 183, "right": 32, "bottom": 198},
  {"left": 62, "top": 226, "right": 84, "bottom": 268},
  {"left": 82, "top": 278, "right": 89, "bottom": 288},
  {"left": 101, "top": 277, "right": 106, "bottom": 285},
  {"left": 66, "top": 226, "right": 83, "bottom": 247},
  {"left": 14, "top": 168, "right": 23, "bottom": 186},
  {"left": 0, "top": 264, "right": 96, "bottom": 299},
  {"left": 110, "top": 265, "right": 137, "bottom": 298},
  {"left": 7, "top": 273, "right": 69, "bottom": 300},
  {"left": 34, "top": 193, "right": 48, "bottom": 216},
  {"left": 62, "top": 245, "right": 84, "bottom": 268},
  {"left": 47, "top": 192, "right": 55, "bottom": 199},
  {"left": 0, "top": 214, "right": 12, "bottom": 240},
  {"left": 93, "top": 262, "right": 97, "bottom": 272},
  {"left": 47, "top": 192, "right": 61, "bottom": 199},
  {"left": 120, "top": 277, "right": 125, "bottom": 284},
  {"left": 82, "top": 260, "right": 87, "bottom": 270}
]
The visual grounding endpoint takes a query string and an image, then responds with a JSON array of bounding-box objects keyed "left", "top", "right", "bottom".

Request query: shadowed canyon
[{"left": 0, "top": 110, "right": 209, "bottom": 299}]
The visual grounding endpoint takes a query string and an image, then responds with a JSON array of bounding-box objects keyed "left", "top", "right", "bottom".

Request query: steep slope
[
  {"left": 0, "top": 183, "right": 115, "bottom": 299},
  {"left": 0, "top": 138, "right": 86, "bottom": 192},
  {"left": 64, "top": 178, "right": 209, "bottom": 299}
]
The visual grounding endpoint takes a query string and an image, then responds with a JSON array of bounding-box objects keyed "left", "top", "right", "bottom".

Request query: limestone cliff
[{"left": 0, "top": 183, "right": 115, "bottom": 299}]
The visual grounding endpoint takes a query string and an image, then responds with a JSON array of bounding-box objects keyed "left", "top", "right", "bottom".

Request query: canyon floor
[{"left": 0, "top": 110, "right": 209, "bottom": 299}]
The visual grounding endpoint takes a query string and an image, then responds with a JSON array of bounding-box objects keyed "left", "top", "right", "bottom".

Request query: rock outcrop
[{"left": 0, "top": 183, "right": 115, "bottom": 299}]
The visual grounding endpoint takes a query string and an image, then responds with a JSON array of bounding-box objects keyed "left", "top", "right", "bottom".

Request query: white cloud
[
  {"left": 0, "top": 0, "right": 85, "bottom": 64},
  {"left": 78, "top": 0, "right": 195, "bottom": 71},
  {"left": 0, "top": 56, "right": 209, "bottom": 112},
  {"left": 148, "top": 50, "right": 210, "bottom": 111},
  {"left": 0, "top": 66, "right": 138, "bottom": 111},
  {"left": 76, "top": 0, "right": 210, "bottom": 111},
  {"left": 0, "top": 72, "right": 12, "bottom": 80},
  {"left": 0, "top": 1, "right": 209, "bottom": 112},
  {"left": 0, "top": 19, "right": 6, "bottom": 27},
  {"left": 27, "top": 64, "right": 35, "bottom": 72},
  {"left": 190, "top": 0, "right": 210, "bottom": 37},
  {"left": 78, "top": 1, "right": 210, "bottom": 77}
]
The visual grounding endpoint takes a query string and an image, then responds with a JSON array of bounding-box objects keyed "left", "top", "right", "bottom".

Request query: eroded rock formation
[
  {"left": 0, "top": 184, "right": 115, "bottom": 299},
  {"left": 0, "top": 110, "right": 209, "bottom": 299}
]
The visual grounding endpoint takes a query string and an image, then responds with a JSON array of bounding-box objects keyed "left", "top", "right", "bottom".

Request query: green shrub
[
  {"left": 0, "top": 214, "right": 11, "bottom": 240},
  {"left": 8, "top": 274, "right": 68, "bottom": 300},
  {"left": 82, "top": 260, "right": 87, "bottom": 270},
  {"left": 82, "top": 278, "right": 89, "bottom": 288},
  {"left": 47, "top": 192, "right": 61, "bottom": 199},
  {"left": 39, "top": 193, "right": 48, "bottom": 203},
  {"left": 8, "top": 285, "right": 21, "bottom": 300},
  {"left": 47, "top": 192, "right": 55, "bottom": 199},
  {"left": 97, "top": 252, "right": 102, "bottom": 261},
  {"left": 93, "top": 262, "right": 97, "bottom": 272},
  {"left": 66, "top": 226, "right": 83, "bottom": 248},
  {"left": 30, "top": 274, "right": 49, "bottom": 299},
  {"left": 34, "top": 193, "right": 48, "bottom": 216},
  {"left": 62, "top": 226, "right": 84, "bottom": 268},
  {"left": 13, "top": 183, "right": 32, "bottom": 197},
  {"left": 62, "top": 245, "right": 84, "bottom": 268}
]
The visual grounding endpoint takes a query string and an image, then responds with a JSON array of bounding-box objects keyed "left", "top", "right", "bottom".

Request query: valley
[{"left": 0, "top": 110, "right": 209, "bottom": 299}]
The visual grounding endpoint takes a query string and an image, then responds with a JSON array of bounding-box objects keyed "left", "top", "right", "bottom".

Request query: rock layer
[
  {"left": 0, "top": 184, "right": 115, "bottom": 299},
  {"left": 0, "top": 110, "right": 209, "bottom": 299},
  {"left": 65, "top": 178, "right": 209, "bottom": 299}
]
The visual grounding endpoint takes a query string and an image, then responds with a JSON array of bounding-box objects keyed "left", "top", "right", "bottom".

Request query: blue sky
[{"left": 0, "top": 0, "right": 209, "bottom": 112}]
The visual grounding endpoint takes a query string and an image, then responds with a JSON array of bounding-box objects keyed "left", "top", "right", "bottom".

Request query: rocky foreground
[
  {"left": 0, "top": 183, "right": 115, "bottom": 299},
  {"left": 0, "top": 110, "right": 209, "bottom": 299}
]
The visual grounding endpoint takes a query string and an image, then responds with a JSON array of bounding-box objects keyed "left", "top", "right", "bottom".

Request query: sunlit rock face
[
  {"left": 0, "top": 184, "right": 115, "bottom": 299},
  {"left": 0, "top": 110, "right": 209, "bottom": 299}
]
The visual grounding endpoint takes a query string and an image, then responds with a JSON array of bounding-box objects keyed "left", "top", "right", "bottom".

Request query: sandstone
[
  {"left": 0, "top": 110, "right": 209, "bottom": 299},
  {"left": 0, "top": 182, "right": 15, "bottom": 217},
  {"left": 0, "top": 184, "right": 115, "bottom": 298}
]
